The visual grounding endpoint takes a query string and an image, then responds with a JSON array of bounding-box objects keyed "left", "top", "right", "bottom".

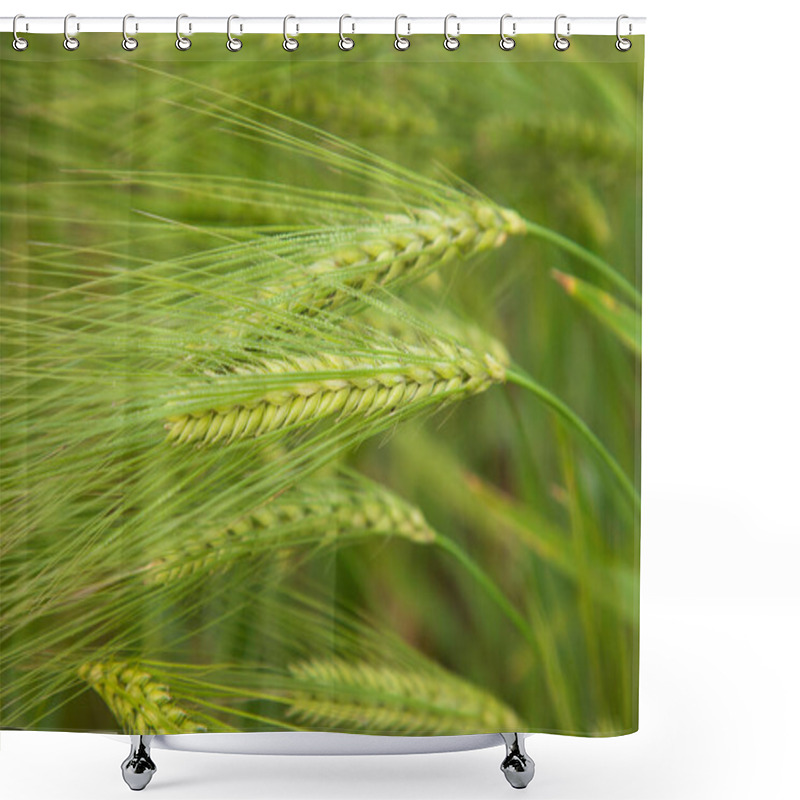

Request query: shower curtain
[{"left": 0, "top": 32, "right": 643, "bottom": 739}]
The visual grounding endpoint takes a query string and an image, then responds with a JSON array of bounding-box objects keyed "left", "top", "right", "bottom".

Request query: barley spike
[
  {"left": 78, "top": 660, "right": 207, "bottom": 734},
  {"left": 144, "top": 477, "right": 436, "bottom": 585},
  {"left": 286, "top": 657, "right": 524, "bottom": 734},
  {"left": 239, "top": 201, "right": 526, "bottom": 323},
  {"left": 165, "top": 339, "right": 507, "bottom": 447}
]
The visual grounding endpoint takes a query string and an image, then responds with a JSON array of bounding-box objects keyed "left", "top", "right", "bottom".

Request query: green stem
[
  {"left": 435, "top": 533, "right": 576, "bottom": 730},
  {"left": 524, "top": 220, "right": 641, "bottom": 307},
  {"left": 506, "top": 366, "right": 640, "bottom": 511},
  {"left": 435, "top": 534, "right": 537, "bottom": 653}
]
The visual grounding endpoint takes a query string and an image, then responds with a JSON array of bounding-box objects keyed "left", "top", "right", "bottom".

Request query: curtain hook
[
  {"left": 227, "top": 15, "right": 243, "bottom": 51},
  {"left": 283, "top": 15, "right": 299, "bottom": 51},
  {"left": 616, "top": 14, "right": 632, "bottom": 51},
  {"left": 499, "top": 14, "right": 515, "bottom": 51},
  {"left": 394, "top": 14, "right": 410, "bottom": 51},
  {"left": 176, "top": 14, "right": 192, "bottom": 50},
  {"left": 63, "top": 13, "right": 80, "bottom": 51},
  {"left": 121, "top": 14, "right": 138, "bottom": 51},
  {"left": 12, "top": 14, "right": 28, "bottom": 51},
  {"left": 443, "top": 14, "right": 460, "bottom": 51},
  {"left": 339, "top": 14, "right": 354, "bottom": 50},
  {"left": 553, "top": 14, "right": 570, "bottom": 51}
]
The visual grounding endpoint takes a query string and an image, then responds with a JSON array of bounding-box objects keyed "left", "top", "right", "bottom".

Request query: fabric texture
[{"left": 0, "top": 33, "right": 643, "bottom": 737}]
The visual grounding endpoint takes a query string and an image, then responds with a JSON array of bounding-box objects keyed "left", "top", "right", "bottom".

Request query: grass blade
[{"left": 552, "top": 269, "right": 641, "bottom": 356}]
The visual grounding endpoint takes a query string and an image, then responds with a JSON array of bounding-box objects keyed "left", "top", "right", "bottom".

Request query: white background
[{"left": 2, "top": 1, "right": 799, "bottom": 798}]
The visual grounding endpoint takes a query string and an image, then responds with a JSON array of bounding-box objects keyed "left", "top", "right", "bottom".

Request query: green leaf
[
  {"left": 552, "top": 269, "right": 641, "bottom": 356},
  {"left": 464, "top": 473, "right": 639, "bottom": 625}
]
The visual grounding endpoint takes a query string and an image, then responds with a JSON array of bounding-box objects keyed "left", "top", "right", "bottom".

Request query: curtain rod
[{"left": 1, "top": 16, "right": 646, "bottom": 37}]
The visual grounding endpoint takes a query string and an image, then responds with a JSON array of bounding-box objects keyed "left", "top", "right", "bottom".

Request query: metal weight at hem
[
  {"left": 500, "top": 732, "right": 535, "bottom": 789},
  {"left": 118, "top": 732, "right": 535, "bottom": 791},
  {"left": 121, "top": 735, "right": 156, "bottom": 791}
]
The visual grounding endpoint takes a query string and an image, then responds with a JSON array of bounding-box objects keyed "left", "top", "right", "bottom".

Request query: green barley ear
[
  {"left": 355, "top": 302, "right": 511, "bottom": 371},
  {"left": 254, "top": 201, "right": 526, "bottom": 318},
  {"left": 78, "top": 660, "right": 208, "bottom": 734},
  {"left": 164, "top": 337, "right": 507, "bottom": 447},
  {"left": 143, "top": 474, "right": 436, "bottom": 585},
  {"left": 285, "top": 658, "right": 523, "bottom": 734}
]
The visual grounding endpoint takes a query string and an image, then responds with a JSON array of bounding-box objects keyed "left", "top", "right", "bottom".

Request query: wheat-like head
[
  {"left": 143, "top": 475, "right": 436, "bottom": 585},
  {"left": 256, "top": 202, "right": 526, "bottom": 316},
  {"left": 165, "top": 338, "right": 507, "bottom": 447},
  {"left": 78, "top": 660, "right": 207, "bottom": 734},
  {"left": 285, "top": 657, "right": 523, "bottom": 734}
]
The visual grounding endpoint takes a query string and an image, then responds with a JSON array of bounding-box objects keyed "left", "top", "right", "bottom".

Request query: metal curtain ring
[
  {"left": 499, "top": 14, "right": 515, "bottom": 50},
  {"left": 64, "top": 13, "right": 79, "bottom": 50},
  {"left": 443, "top": 14, "right": 460, "bottom": 51},
  {"left": 12, "top": 14, "right": 28, "bottom": 51},
  {"left": 121, "top": 14, "right": 138, "bottom": 51},
  {"left": 176, "top": 14, "right": 192, "bottom": 50},
  {"left": 339, "top": 14, "right": 354, "bottom": 50},
  {"left": 227, "top": 15, "right": 243, "bottom": 51},
  {"left": 394, "top": 14, "right": 410, "bottom": 51},
  {"left": 283, "top": 15, "right": 299, "bottom": 50},
  {"left": 616, "top": 14, "right": 632, "bottom": 51},
  {"left": 554, "top": 14, "right": 570, "bottom": 51}
]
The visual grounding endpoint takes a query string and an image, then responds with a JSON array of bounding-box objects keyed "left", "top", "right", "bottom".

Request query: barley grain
[
  {"left": 236, "top": 201, "right": 526, "bottom": 325},
  {"left": 165, "top": 339, "right": 507, "bottom": 446},
  {"left": 144, "top": 478, "right": 436, "bottom": 584},
  {"left": 78, "top": 660, "right": 207, "bottom": 734},
  {"left": 286, "top": 657, "right": 523, "bottom": 734}
]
